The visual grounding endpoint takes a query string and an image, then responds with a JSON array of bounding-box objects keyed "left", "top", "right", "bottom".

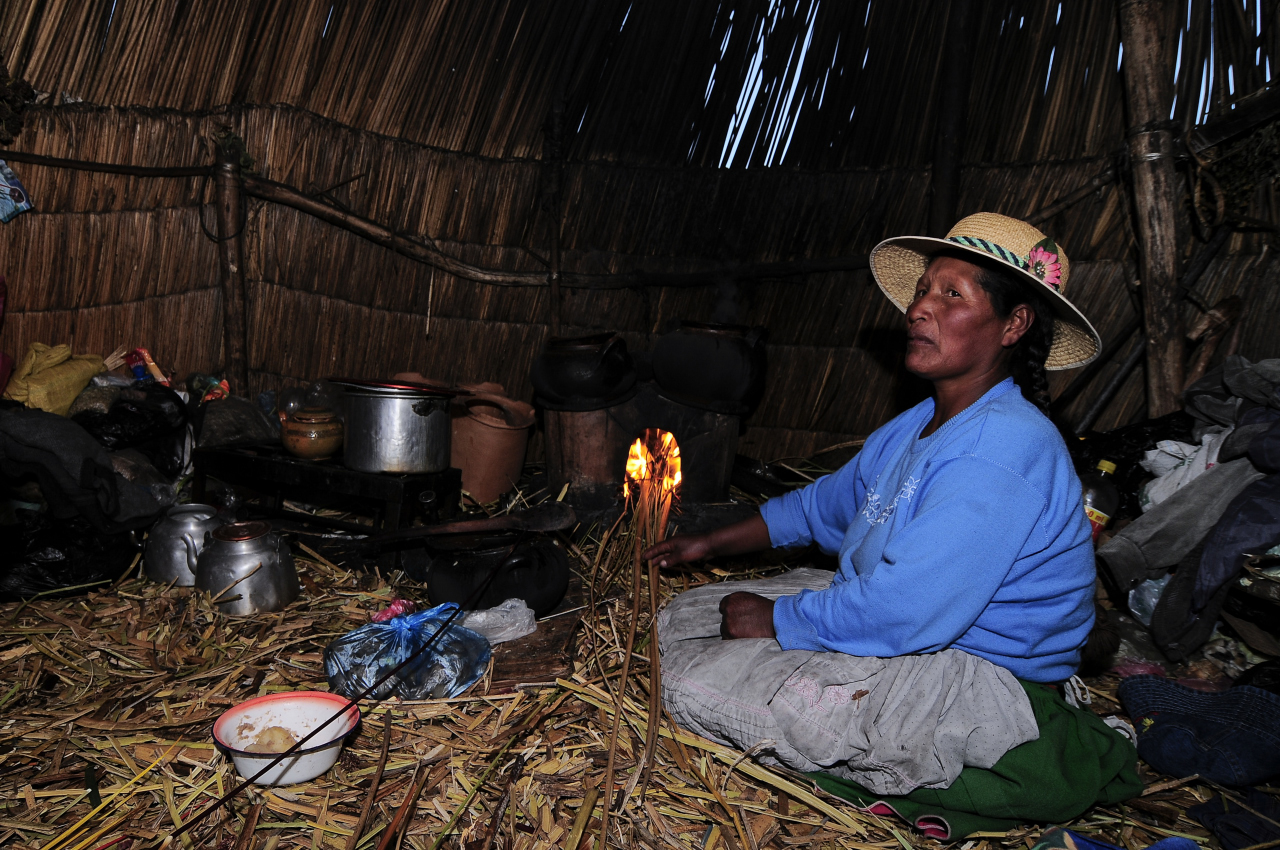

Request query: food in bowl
[
  {"left": 213, "top": 691, "right": 359, "bottom": 785},
  {"left": 245, "top": 725, "right": 299, "bottom": 754}
]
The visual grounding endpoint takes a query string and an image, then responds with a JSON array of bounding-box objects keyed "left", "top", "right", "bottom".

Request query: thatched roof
[{"left": 1, "top": 0, "right": 1278, "bottom": 456}]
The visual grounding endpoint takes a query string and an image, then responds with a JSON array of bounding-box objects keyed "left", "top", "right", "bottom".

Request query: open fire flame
[{"left": 623, "top": 428, "right": 682, "bottom": 502}]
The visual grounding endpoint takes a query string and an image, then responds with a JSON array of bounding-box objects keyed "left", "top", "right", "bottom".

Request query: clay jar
[
  {"left": 451, "top": 393, "right": 536, "bottom": 504},
  {"left": 651, "top": 321, "right": 766, "bottom": 414},
  {"left": 282, "top": 408, "right": 344, "bottom": 460},
  {"left": 531, "top": 332, "right": 636, "bottom": 410}
]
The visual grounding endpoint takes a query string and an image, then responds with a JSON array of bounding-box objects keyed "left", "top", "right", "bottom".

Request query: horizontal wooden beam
[
  {"left": 2, "top": 149, "right": 870, "bottom": 288},
  {"left": 1, "top": 148, "right": 1122, "bottom": 290},
  {"left": 1188, "top": 85, "right": 1280, "bottom": 153},
  {"left": 242, "top": 173, "right": 871, "bottom": 288},
  {"left": 0, "top": 149, "right": 212, "bottom": 178}
]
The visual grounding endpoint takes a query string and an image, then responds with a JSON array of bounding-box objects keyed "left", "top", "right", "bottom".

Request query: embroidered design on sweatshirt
[{"left": 860, "top": 476, "right": 920, "bottom": 525}]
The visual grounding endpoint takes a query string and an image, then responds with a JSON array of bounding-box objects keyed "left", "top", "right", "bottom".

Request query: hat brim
[{"left": 870, "top": 236, "right": 1102, "bottom": 371}]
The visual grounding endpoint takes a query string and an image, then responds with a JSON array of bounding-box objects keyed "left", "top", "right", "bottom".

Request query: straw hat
[{"left": 869, "top": 212, "right": 1101, "bottom": 370}]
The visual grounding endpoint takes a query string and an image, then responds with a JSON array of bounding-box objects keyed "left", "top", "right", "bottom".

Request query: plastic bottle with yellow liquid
[{"left": 1080, "top": 459, "right": 1119, "bottom": 543}]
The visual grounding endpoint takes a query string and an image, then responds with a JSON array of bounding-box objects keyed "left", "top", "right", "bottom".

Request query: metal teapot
[
  {"left": 144, "top": 504, "right": 225, "bottom": 586},
  {"left": 195, "top": 521, "right": 300, "bottom": 615}
]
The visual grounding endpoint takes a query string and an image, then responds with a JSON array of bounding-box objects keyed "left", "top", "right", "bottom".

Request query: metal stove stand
[{"left": 192, "top": 445, "right": 462, "bottom": 532}]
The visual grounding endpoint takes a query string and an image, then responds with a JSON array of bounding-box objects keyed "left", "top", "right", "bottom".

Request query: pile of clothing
[{"left": 1098, "top": 356, "right": 1280, "bottom": 660}]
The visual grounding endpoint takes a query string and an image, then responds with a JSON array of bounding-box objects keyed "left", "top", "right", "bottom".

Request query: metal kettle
[
  {"left": 195, "top": 521, "right": 300, "bottom": 615},
  {"left": 144, "top": 504, "right": 225, "bottom": 586}
]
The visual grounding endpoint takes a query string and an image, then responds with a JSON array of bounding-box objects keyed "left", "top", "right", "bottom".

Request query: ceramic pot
[
  {"left": 282, "top": 408, "right": 344, "bottom": 460},
  {"left": 531, "top": 332, "right": 636, "bottom": 410},
  {"left": 196, "top": 521, "right": 299, "bottom": 615},
  {"left": 450, "top": 393, "right": 536, "bottom": 504},
  {"left": 144, "top": 503, "right": 225, "bottom": 586},
  {"left": 651, "top": 321, "right": 766, "bottom": 414}
]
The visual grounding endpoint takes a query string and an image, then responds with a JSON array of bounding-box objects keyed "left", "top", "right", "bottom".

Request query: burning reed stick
[
  {"left": 598, "top": 529, "right": 645, "bottom": 846},
  {"left": 640, "top": 550, "right": 663, "bottom": 801},
  {"left": 604, "top": 429, "right": 681, "bottom": 824}
]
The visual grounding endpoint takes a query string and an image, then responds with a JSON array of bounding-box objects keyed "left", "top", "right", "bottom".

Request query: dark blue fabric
[
  {"left": 1189, "top": 790, "right": 1280, "bottom": 850},
  {"left": 1249, "top": 418, "right": 1280, "bottom": 473},
  {"left": 1194, "top": 419, "right": 1280, "bottom": 610},
  {"left": 1238, "top": 404, "right": 1280, "bottom": 430},
  {"left": 1065, "top": 828, "right": 1198, "bottom": 850},
  {"left": 1119, "top": 676, "right": 1280, "bottom": 786}
]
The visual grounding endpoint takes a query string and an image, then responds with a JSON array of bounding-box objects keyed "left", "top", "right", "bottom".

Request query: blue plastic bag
[
  {"left": 323, "top": 603, "right": 491, "bottom": 700},
  {"left": 0, "top": 160, "right": 33, "bottom": 223}
]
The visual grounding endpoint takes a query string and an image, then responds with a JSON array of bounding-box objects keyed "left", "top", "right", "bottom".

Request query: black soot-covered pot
[
  {"left": 531, "top": 332, "right": 637, "bottom": 410},
  {"left": 651, "top": 321, "right": 766, "bottom": 414},
  {"left": 425, "top": 536, "right": 569, "bottom": 618}
]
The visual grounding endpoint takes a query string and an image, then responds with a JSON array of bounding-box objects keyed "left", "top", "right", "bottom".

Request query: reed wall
[{"left": 1, "top": 0, "right": 1278, "bottom": 460}]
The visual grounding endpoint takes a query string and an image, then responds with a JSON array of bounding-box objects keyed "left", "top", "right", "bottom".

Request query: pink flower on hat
[{"left": 1027, "top": 245, "right": 1062, "bottom": 289}]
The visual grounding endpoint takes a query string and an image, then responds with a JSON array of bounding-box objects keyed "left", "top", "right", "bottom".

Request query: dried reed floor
[{"left": 0, "top": 535, "right": 1220, "bottom": 850}]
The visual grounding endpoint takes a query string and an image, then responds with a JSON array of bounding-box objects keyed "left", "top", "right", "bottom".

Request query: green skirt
[{"left": 810, "top": 682, "right": 1142, "bottom": 841}]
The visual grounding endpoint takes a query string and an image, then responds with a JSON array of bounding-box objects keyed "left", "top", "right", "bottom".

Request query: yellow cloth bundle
[{"left": 4, "top": 342, "right": 105, "bottom": 416}]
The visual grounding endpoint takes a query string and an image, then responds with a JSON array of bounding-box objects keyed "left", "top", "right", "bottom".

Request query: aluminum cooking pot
[
  {"left": 195, "top": 521, "right": 299, "bottom": 616},
  {"left": 335, "top": 379, "right": 456, "bottom": 474},
  {"left": 145, "top": 503, "right": 225, "bottom": 586}
]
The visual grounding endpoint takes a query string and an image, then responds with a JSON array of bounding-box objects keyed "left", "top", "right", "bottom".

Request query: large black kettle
[
  {"left": 651, "top": 322, "right": 766, "bottom": 414},
  {"left": 531, "top": 332, "right": 637, "bottom": 410}
]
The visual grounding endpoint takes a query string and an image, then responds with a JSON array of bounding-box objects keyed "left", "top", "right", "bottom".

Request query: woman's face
[{"left": 904, "top": 256, "right": 1029, "bottom": 383}]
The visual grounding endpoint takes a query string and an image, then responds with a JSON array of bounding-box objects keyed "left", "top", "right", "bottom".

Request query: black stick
[{"left": 1074, "top": 338, "right": 1147, "bottom": 436}]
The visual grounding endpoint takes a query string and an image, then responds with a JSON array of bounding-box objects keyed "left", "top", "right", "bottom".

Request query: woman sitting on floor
[{"left": 643, "top": 213, "right": 1125, "bottom": 799}]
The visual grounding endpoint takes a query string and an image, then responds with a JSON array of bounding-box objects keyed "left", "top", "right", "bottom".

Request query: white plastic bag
[
  {"left": 462, "top": 598, "right": 537, "bottom": 645},
  {"left": 1138, "top": 428, "right": 1232, "bottom": 511}
]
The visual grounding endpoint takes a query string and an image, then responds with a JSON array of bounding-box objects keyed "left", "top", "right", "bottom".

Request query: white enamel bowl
[{"left": 212, "top": 691, "right": 360, "bottom": 786}]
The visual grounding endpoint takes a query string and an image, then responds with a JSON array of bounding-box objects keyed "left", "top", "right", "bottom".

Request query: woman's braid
[{"left": 1010, "top": 310, "right": 1054, "bottom": 415}]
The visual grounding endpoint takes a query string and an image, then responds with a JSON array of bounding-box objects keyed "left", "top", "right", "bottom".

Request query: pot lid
[
  {"left": 679, "top": 320, "right": 751, "bottom": 334},
  {"left": 213, "top": 521, "right": 272, "bottom": 542},
  {"left": 330, "top": 378, "right": 464, "bottom": 398},
  {"left": 168, "top": 503, "right": 217, "bottom": 520},
  {"left": 544, "top": 332, "right": 618, "bottom": 350},
  {"left": 292, "top": 407, "right": 338, "bottom": 422}
]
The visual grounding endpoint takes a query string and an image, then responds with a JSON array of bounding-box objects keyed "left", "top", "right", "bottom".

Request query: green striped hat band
[{"left": 946, "top": 235, "right": 1062, "bottom": 292}]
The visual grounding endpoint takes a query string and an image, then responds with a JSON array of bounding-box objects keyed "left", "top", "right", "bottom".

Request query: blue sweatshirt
[{"left": 761, "top": 378, "right": 1095, "bottom": 683}]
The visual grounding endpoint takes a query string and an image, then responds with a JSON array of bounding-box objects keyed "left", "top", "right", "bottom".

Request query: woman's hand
[
  {"left": 641, "top": 534, "right": 714, "bottom": 568},
  {"left": 719, "top": 592, "right": 776, "bottom": 639},
  {"left": 641, "top": 515, "right": 773, "bottom": 569}
]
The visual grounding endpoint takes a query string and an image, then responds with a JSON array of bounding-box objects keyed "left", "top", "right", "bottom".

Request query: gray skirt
[{"left": 657, "top": 568, "right": 1040, "bottom": 795}]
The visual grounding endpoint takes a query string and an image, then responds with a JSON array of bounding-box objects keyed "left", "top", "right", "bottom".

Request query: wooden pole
[
  {"left": 928, "top": 0, "right": 975, "bottom": 238},
  {"left": 214, "top": 142, "right": 250, "bottom": 393},
  {"left": 1118, "top": 0, "right": 1184, "bottom": 417}
]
